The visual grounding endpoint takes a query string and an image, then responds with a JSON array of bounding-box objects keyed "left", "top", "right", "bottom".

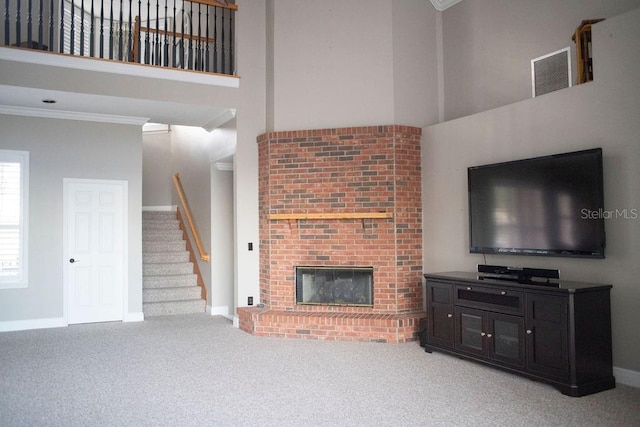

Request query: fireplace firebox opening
[{"left": 295, "top": 266, "right": 373, "bottom": 307}]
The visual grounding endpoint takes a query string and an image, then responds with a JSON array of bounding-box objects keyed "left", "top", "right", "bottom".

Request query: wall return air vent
[{"left": 531, "top": 47, "right": 572, "bottom": 97}]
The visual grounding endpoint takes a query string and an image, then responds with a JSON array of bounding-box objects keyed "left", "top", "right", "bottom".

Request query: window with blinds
[{"left": 0, "top": 150, "right": 29, "bottom": 288}]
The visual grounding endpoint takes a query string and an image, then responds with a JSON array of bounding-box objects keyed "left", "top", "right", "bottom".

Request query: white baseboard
[
  {"left": 0, "top": 313, "right": 144, "bottom": 332},
  {"left": 0, "top": 317, "right": 67, "bottom": 332},
  {"left": 124, "top": 312, "right": 144, "bottom": 322},
  {"left": 208, "top": 305, "right": 229, "bottom": 316},
  {"left": 142, "top": 205, "right": 176, "bottom": 211},
  {"left": 233, "top": 315, "right": 239, "bottom": 328},
  {"left": 614, "top": 366, "right": 640, "bottom": 389},
  {"left": 207, "top": 305, "right": 234, "bottom": 321}
]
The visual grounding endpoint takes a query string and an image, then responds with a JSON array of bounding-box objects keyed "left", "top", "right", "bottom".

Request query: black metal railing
[{"left": 2, "top": 0, "right": 236, "bottom": 75}]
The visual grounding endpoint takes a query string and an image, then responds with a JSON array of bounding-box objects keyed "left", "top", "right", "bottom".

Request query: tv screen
[{"left": 468, "top": 148, "right": 605, "bottom": 258}]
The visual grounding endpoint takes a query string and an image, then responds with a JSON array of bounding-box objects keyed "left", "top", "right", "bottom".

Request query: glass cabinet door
[
  {"left": 455, "top": 308, "right": 485, "bottom": 356},
  {"left": 488, "top": 313, "right": 525, "bottom": 367}
]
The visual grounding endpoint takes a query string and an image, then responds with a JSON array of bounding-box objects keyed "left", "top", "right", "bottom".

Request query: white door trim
[{"left": 63, "top": 178, "right": 128, "bottom": 324}]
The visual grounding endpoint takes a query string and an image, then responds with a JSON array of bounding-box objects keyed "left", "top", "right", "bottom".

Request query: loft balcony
[
  {"left": 2, "top": 0, "right": 237, "bottom": 75},
  {"left": 0, "top": 0, "right": 239, "bottom": 129}
]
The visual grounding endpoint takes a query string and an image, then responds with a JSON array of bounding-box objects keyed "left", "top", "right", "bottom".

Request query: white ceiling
[
  {"left": 0, "top": 47, "right": 237, "bottom": 129},
  {"left": 0, "top": 84, "right": 235, "bottom": 128}
]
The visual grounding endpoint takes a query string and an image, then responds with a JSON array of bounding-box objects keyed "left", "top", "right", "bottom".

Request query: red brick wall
[{"left": 258, "top": 125, "right": 423, "bottom": 316}]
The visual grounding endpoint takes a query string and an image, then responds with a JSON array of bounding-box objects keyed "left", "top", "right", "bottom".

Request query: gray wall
[
  {"left": 210, "top": 165, "right": 234, "bottom": 314},
  {"left": 233, "top": 0, "right": 265, "bottom": 312},
  {"left": 0, "top": 116, "right": 143, "bottom": 321},
  {"left": 392, "top": 0, "right": 440, "bottom": 127},
  {"left": 269, "top": 0, "right": 393, "bottom": 130},
  {"left": 142, "top": 131, "right": 173, "bottom": 207},
  {"left": 423, "top": 8, "right": 640, "bottom": 372},
  {"left": 441, "top": 0, "right": 640, "bottom": 121},
  {"left": 267, "top": 0, "right": 439, "bottom": 130}
]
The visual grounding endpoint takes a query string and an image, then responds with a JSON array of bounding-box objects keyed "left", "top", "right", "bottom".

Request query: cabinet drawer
[{"left": 454, "top": 285, "right": 524, "bottom": 315}]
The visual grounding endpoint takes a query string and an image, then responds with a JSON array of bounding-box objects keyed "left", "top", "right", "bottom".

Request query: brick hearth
[{"left": 238, "top": 125, "right": 425, "bottom": 343}]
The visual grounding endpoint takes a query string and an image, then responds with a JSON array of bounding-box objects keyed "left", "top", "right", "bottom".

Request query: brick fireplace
[{"left": 237, "top": 125, "right": 425, "bottom": 343}]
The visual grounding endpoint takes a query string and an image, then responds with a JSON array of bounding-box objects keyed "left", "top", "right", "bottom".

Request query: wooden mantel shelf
[{"left": 269, "top": 212, "right": 393, "bottom": 220}]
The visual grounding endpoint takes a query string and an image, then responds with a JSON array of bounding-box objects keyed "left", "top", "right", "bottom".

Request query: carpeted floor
[{"left": 1, "top": 314, "right": 639, "bottom": 426}]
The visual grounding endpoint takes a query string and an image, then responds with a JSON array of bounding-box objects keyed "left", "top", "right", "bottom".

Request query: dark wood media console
[{"left": 422, "top": 272, "right": 615, "bottom": 397}]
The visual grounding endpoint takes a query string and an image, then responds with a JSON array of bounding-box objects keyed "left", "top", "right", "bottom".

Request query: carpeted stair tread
[
  {"left": 142, "top": 219, "right": 180, "bottom": 230},
  {"left": 143, "top": 274, "right": 198, "bottom": 288},
  {"left": 144, "top": 262, "right": 194, "bottom": 276},
  {"left": 143, "top": 229, "right": 185, "bottom": 241},
  {"left": 142, "top": 211, "right": 178, "bottom": 220},
  {"left": 143, "top": 241, "right": 186, "bottom": 252},
  {"left": 143, "top": 299, "right": 206, "bottom": 316},
  {"left": 143, "top": 286, "right": 202, "bottom": 302},
  {"left": 143, "top": 251, "right": 191, "bottom": 263}
]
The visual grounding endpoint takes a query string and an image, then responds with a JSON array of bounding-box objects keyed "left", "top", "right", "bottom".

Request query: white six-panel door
[{"left": 64, "top": 179, "right": 127, "bottom": 324}]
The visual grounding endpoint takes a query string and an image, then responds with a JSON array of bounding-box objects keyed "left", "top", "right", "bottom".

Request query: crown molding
[
  {"left": 142, "top": 123, "right": 171, "bottom": 134},
  {"left": 429, "top": 0, "right": 464, "bottom": 11},
  {"left": 0, "top": 104, "right": 149, "bottom": 125},
  {"left": 203, "top": 108, "right": 236, "bottom": 131}
]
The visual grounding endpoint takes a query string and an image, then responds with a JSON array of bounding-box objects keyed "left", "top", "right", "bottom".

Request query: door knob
[{"left": 69, "top": 258, "right": 78, "bottom": 263}]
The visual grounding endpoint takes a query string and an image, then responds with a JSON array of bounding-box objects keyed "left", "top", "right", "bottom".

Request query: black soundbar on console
[{"left": 477, "top": 264, "right": 559, "bottom": 284}]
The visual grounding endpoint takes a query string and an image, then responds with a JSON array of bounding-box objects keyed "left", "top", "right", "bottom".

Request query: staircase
[{"left": 142, "top": 210, "right": 206, "bottom": 316}]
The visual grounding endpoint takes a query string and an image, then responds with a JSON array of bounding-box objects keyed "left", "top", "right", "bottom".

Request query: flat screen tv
[{"left": 468, "top": 148, "right": 605, "bottom": 258}]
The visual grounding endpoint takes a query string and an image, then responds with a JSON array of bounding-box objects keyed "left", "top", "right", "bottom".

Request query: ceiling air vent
[{"left": 531, "top": 47, "right": 572, "bottom": 97}]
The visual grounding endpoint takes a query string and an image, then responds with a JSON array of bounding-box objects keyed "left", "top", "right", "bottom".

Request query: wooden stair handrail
[
  {"left": 134, "top": 16, "right": 216, "bottom": 45},
  {"left": 173, "top": 173, "right": 210, "bottom": 262},
  {"left": 132, "top": 15, "right": 215, "bottom": 63},
  {"left": 190, "top": 0, "right": 238, "bottom": 11}
]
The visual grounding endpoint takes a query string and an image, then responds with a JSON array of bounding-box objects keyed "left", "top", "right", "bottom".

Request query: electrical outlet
[
  {"left": 248, "top": 242, "right": 253, "bottom": 251},
  {"left": 248, "top": 296, "right": 254, "bottom": 306}
]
